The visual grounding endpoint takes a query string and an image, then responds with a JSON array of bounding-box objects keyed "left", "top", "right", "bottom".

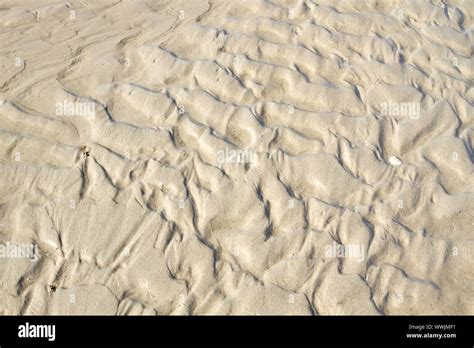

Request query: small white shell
[{"left": 389, "top": 156, "right": 402, "bottom": 166}]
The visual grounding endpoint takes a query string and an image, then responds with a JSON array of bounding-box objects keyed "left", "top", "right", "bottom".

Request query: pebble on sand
[{"left": 389, "top": 156, "right": 402, "bottom": 166}]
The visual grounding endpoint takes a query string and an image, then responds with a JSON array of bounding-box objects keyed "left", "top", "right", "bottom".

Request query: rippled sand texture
[{"left": 0, "top": 0, "right": 473, "bottom": 315}]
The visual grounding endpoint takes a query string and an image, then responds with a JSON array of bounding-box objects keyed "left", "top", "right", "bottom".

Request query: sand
[{"left": 0, "top": 0, "right": 472, "bottom": 315}]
